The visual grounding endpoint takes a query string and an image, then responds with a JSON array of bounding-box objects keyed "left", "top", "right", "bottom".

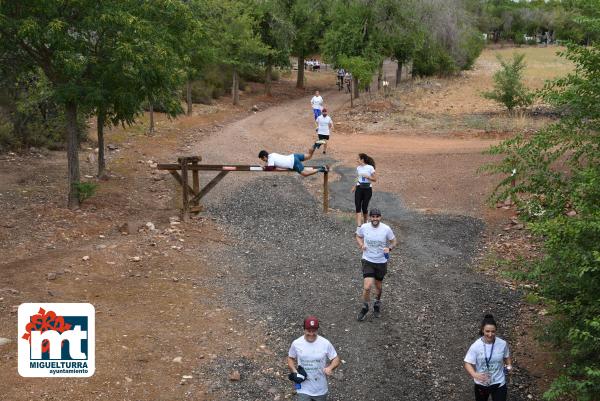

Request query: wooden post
[
  {"left": 181, "top": 158, "right": 189, "bottom": 222},
  {"left": 192, "top": 159, "right": 200, "bottom": 207},
  {"left": 323, "top": 171, "right": 329, "bottom": 213}
]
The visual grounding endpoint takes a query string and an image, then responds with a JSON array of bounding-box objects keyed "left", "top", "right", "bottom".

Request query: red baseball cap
[{"left": 304, "top": 316, "right": 319, "bottom": 330}]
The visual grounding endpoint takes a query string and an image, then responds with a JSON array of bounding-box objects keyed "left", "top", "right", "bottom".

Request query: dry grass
[
  {"left": 353, "top": 45, "right": 576, "bottom": 137},
  {"left": 478, "top": 45, "right": 574, "bottom": 89}
]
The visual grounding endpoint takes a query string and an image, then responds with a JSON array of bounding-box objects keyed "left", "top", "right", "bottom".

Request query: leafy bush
[
  {"left": 460, "top": 30, "right": 485, "bottom": 70},
  {"left": 74, "top": 181, "right": 97, "bottom": 203},
  {"left": 483, "top": 43, "right": 600, "bottom": 401},
  {"left": 483, "top": 53, "right": 534, "bottom": 112},
  {"left": 0, "top": 69, "right": 85, "bottom": 150},
  {"left": 412, "top": 41, "right": 458, "bottom": 77},
  {"left": 514, "top": 33, "right": 526, "bottom": 46}
]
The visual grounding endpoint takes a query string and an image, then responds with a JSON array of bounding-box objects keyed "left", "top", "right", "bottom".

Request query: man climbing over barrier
[{"left": 258, "top": 143, "right": 328, "bottom": 177}]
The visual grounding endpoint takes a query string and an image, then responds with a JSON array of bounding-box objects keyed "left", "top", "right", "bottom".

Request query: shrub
[
  {"left": 412, "top": 41, "right": 458, "bottom": 77},
  {"left": 0, "top": 69, "right": 84, "bottom": 151},
  {"left": 483, "top": 53, "right": 535, "bottom": 112},
  {"left": 461, "top": 30, "right": 485, "bottom": 70},
  {"left": 74, "top": 181, "right": 97, "bottom": 203}
]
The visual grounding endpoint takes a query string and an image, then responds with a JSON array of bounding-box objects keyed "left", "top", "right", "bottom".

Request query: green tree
[
  {"left": 254, "top": 0, "right": 293, "bottom": 96},
  {"left": 287, "top": 0, "right": 328, "bottom": 89},
  {"left": 323, "top": 0, "right": 382, "bottom": 99},
  {"left": 484, "top": 43, "right": 600, "bottom": 401},
  {"left": 212, "top": 0, "right": 268, "bottom": 105},
  {"left": 92, "top": 1, "right": 191, "bottom": 175},
  {"left": 0, "top": 1, "right": 192, "bottom": 199},
  {"left": 0, "top": 0, "right": 107, "bottom": 207},
  {"left": 483, "top": 53, "right": 534, "bottom": 112}
]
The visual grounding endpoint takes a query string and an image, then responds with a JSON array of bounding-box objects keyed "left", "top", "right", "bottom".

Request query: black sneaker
[
  {"left": 318, "top": 165, "right": 329, "bottom": 173},
  {"left": 357, "top": 306, "right": 369, "bottom": 321},
  {"left": 373, "top": 301, "right": 381, "bottom": 318}
]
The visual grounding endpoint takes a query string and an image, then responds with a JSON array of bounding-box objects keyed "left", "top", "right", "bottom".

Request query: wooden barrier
[{"left": 157, "top": 156, "right": 329, "bottom": 221}]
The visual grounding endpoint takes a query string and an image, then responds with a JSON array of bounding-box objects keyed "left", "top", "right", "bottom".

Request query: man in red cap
[
  {"left": 287, "top": 316, "right": 341, "bottom": 400},
  {"left": 315, "top": 108, "right": 333, "bottom": 154}
]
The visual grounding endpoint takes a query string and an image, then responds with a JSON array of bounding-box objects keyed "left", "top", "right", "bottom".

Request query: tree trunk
[
  {"left": 148, "top": 102, "right": 154, "bottom": 134},
  {"left": 186, "top": 80, "right": 192, "bottom": 116},
  {"left": 296, "top": 54, "right": 305, "bottom": 89},
  {"left": 232, "top": 67, "right": 240, "bottom": 105},
  {"left": 265, "top": 64, "right": 272, "bottom": 96},
  {"left": 97, "top": 111, "right": 106, "bottom": 178},
  {"left": 396, "top": 62, "right": 402, "bottom": 87},
  {"left": 353, "top": 76, "right": 359, "bottom": 99},
  {"left": 377, "top": 61, "right": 383, "bottom": 91},
  {"left": 66, "top": 101, "right": 80, "bottom": 209}
]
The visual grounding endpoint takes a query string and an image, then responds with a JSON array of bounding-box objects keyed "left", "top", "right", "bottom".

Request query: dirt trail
[
  {"left": 183, "top": 83, "right": 533, "bottom": 400},
  {"left": 0, "top": 68, "right": 539, "bottom": 400}
]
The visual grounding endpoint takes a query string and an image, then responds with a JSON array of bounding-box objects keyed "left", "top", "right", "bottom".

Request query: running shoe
[
  {"left": 317, "top": 165, "right": 329, "bottom": 173},
  {"left": 356, "top": 305, "right": 369, "bottom": 321},
  {"left": 373, "top": 301, "right": 381, "bottom": 318}
]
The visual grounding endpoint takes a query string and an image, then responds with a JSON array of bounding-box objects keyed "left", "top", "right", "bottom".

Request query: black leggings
[
  {"left": 355, "top": 186, "right": 372, "bottom": 214},
  {"left": 474, "top": 384, "right": 507, "bottom": 401}
]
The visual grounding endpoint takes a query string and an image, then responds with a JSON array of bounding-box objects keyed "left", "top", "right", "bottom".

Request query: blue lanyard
[{"left": 482, "top": 338, "right": 495, "bottom": 370}]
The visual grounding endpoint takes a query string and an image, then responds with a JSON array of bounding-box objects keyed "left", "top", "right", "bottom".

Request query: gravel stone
[{"left": 195, "top": 175, "right": 532, "bottom": 401}]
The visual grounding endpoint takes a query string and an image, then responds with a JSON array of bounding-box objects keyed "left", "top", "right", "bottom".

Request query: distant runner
[
  {"left": 310, "top": 90, "right": 324, "bottom": 120},
  {"left": 355, "top": 208, "right": 397, "bottom": 321},
  {"left": 352, "top": 153, "right": 377, "bottom": 229},
  {"left": 258, "top": 146, "right": 328, "bottom": 177},
  {"left": 288, "top": 316, "right": 341, "bottom": 401}
]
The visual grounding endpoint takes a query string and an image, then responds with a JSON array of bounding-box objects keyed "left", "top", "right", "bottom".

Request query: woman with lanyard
[
  {"left": 464, "top": 314, "right": 513, "bottom": 401},
  {"left": 352, "top": 153, "right": 377, "bottom": 230}
]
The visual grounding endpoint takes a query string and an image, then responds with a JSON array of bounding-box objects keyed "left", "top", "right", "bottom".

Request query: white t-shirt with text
[
  {"left": 311, "top": 96, "right": 324, "bottom": 110},
  {"left": 288, "top": 335, "right": 338, "bottom": 397},
  {"left": 356, "top": 164, "right": 375, "bottom": 186},
  {"left": 464, "top": 337, "right": 510, "bottom": 386},
  {"left": 267, "top": 153, "right": 294, "bottom": 169},
  {"left": 316, "top": 115, "right": 332, "bottom": 136},
  {"left": 357, "top": 222, "right": 395, "bottom": 263}
]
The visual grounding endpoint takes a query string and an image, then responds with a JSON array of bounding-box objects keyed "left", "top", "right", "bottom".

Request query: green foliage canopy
[{"left": 484, "top": 43, "right": 600, "bottom": 401}]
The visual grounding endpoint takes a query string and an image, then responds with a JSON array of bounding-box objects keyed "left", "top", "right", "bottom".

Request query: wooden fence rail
[{"left": 157, "top": 156, "right": 329, "bottom": 221}]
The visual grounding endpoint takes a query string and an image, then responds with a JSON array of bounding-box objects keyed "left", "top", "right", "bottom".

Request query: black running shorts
[{"left": 361, "top": 259, "right": 387, "bottom": 281}]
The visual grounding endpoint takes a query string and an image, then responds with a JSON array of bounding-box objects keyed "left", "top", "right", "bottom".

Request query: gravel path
[{"left": 193, "top": 172, "right": 529, "bottom": 401}]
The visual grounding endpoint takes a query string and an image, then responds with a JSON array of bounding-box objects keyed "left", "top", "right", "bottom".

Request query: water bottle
[
  {"left": 295, "top": 383, "right": 301, "bottom": 390},
  {"left": 384, "top": 250, "right": 389, "bottom": 260}
]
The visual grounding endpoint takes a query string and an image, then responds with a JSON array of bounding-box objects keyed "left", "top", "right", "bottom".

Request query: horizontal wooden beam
[
  {"left": 157, "top": 164, "right": 325, "bottom": 172},
  {"left": 158, "top": 163, "right": 267, "bottom": 171}
]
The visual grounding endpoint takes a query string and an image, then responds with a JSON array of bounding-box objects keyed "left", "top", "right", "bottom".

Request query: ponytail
[{"left": 358, "top": 153, "right": 376, "bottom": 168}]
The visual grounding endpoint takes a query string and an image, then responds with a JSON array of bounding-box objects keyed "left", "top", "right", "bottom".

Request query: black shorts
[
  {"left": 362, "top": 259, "right": 387, "bottom": 281},
  {"left": 317, "top": 134, "right": 329, "bottom": 141}
]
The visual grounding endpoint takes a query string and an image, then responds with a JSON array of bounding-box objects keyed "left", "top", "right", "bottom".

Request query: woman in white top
[
  {"left": 351, "top": 153, "right": 377, "bottom": 228},
  {"left": 464, "top": 314, "right": 513, "bottom": 401},
  {"left": 310, "top": 90, "right": 324, "bottom": 120}
]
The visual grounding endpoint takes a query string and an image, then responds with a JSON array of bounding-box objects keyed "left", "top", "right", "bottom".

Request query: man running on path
[
  {"left": 315, "top": 108, "right": 333, "bottom": 154},
  {"left": 258, "top": 146, "right": 328, "bottom": 177},
  {"left": 288, "top": 316, "right": 341, "bottom": 401},
  {"left": 355, "top": 208, "right": 397, "bottom": 321}
]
